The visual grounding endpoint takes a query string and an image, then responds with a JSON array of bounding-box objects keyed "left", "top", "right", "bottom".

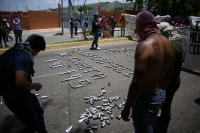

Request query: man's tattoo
[{"left": 152, "top": 42, "right": 161, "bottom": 61}]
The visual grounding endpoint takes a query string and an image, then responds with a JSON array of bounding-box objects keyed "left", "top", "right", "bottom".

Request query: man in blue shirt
[
  {"left": 90, "top": 13, "right": 102, "bottom": 50},
  {"left": 2, "top": 34, "right": 48, "bottom": 133},
  {"left": 83, "top": 18, "right": 89, "bottom": 34}
]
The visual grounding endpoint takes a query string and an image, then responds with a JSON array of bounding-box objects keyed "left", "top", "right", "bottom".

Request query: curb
[
  {"left": 45, "top": 37, "right": 133, "bottom": 50},
  {"left": 0, "top": 37, "right": 134, "bottom": 53}
]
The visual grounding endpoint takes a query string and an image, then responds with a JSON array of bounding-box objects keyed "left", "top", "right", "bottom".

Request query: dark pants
[
  {"left": 75, "top": 27, "right": 78, "bottom": 35},
  {"left": 156, "top": 83, "right": 180, "bottom": 133},
  {"left": 0, "top": 30, "right": 7, "bottom": 47},
  {"left": 6, "top": 30, "right": 13, "bottom": 41},
  {"left": 91, "top": 30, "right": 99, "bottom": 48},
  {"left": 70, "top": 27, "right": 73, "bottom": 37},
  {"left": 111, "top": 26, "right": 115, "bottom": 36},
  {"left": 132, "top": 89, "right": 166, "bottom": 133},
  {"left": 3, "top": 93, "right": 48, "bottom": 133},
  {"left": 14, "top": 30, "right": 22, "bottom": 43}
]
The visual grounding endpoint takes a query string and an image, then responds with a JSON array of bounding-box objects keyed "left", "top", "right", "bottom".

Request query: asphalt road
[
  {"left": 4, "top": 27, "right": 125, "bottom": 48},
  {"left": 0, "top": 40, "right": 200, "bottom": 133}
]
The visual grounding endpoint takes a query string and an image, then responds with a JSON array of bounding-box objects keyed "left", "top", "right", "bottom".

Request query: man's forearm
[
  {"left": 124, "top": 81, "right": 143, "bottom": 110},
  {"left": 10, "top": 12, "right": 14, "bottom": 21},
  {"left": 16, "top": 81, "right": 37, "bottom": 91},
  {"left": 20, "top": 13, "right": 23, "bottom": 21}
]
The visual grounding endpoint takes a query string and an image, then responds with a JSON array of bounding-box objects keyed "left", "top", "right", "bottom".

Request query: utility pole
[
  {"left": 143, "top": 0, "right": 147, "bottom": 11},
  {"left": 123, "top": 0, "right": 124, "bottom": 11},
  {"left": 68, "top": 0, "right": 71, "bottom": 31},
  {"left": 21, "top": 0, "right": 27, "bottom": 12},
  {"left": 159, "top": 0, "right": 162, "bottom": 15},
  {"left": 61, "top": 0, "right": 64, "bottom": 34}
]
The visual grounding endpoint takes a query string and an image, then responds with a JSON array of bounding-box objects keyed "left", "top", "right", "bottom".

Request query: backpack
[{"left": 0, "top": 44, "right": 28, "bottom": 96}]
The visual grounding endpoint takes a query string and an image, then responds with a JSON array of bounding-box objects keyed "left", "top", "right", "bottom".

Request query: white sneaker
[{"left": 96, "top": 47, "right": 101, "bottom": 50}]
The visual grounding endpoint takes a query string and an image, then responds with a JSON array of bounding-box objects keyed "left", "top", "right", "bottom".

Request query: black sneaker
[
  {"left": 5, "top": 45, "right": 9, "bottom": 47},
  {"left": 90, "top": 47, "right": 96, "bottom": 50}
]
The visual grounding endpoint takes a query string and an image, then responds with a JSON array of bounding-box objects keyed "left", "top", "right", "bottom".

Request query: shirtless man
[{"left": 121, "top": 11, "right": 175, "bottom": 133}]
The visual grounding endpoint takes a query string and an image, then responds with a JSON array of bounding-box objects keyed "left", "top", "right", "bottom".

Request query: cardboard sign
[{"left": 183, "top": 16, "right": 200, "bottom": 72}]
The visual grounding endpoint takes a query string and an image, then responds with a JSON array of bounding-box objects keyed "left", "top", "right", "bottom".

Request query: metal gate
[{"left": 61, "top": 13, "right": 94, "bottom": 28}]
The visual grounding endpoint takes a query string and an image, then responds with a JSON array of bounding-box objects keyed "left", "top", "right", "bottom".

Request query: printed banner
[
  {"left": 124, "top": 14, "right": 200, "bottom": 72},
  {"left": 124, "top": 14, "right": 138, "bottom": 40},
  {"left": 183, "top": 16, "right": 200, "bottom": 72}
]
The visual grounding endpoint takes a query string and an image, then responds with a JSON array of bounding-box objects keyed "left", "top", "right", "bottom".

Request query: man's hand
[
  {"left": 121, "top": 107, "right": 130, "bottom": 121},
  {"left": 34, "top": 83, "right": 42, "bottom": 91}
]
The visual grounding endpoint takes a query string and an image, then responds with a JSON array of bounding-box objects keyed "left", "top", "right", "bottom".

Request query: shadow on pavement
[
  {"left": 41, "top": 99, "right": 53, "bottom": 110},
  {"left": 181, "top": 68, "right": 200, "bottom": 76},
  {"left": 0, "top": 115, "right": 24, "bottom": 133},
  {"left": 194, "top": 98, "right": 200, "bottom": 106},
  {"left": 70, "top": 124, "right": 98, "bottom": 133}
]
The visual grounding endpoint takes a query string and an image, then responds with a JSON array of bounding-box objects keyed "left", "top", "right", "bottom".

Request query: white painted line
[{"left": 32, "top": 72, "right": 60, "bottom": 78}]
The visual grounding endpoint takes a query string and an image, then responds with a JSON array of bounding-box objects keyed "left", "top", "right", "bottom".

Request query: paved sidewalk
[{"left": 0, "top": 27, "right": 131, "bottom": 53}]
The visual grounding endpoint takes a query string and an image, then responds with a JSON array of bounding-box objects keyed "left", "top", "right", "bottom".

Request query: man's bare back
[
  {"left": 135, "top": 33, "right": 175, "bottom": 93},
  {"left": 121, "top": 12, "right": 175, "bottom": 132}
]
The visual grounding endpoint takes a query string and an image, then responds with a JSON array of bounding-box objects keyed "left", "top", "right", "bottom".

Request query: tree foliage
[
  {"left": 69, "top": 0, "right": 88, "bottom": 40},
  {"left": 133, "top": 0, "right": 200, "bottom": 17},
  {"left": 77, "top": 5, "right": 93, "bottom": 14},
  {"left": 133, "top": 0, "right": 144, "bottom": 11}
]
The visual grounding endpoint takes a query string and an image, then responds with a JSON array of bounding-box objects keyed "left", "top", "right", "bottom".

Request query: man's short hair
[
  {"left": 25, "top": 34, "right": 46, "bottom": 51},
  {"left": 94, "top": 13, "right": 98, "bottom": 17}
]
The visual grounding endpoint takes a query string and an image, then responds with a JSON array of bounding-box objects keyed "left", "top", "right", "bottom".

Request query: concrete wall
[
  {"left": 28, "top": 11, "right": 60, "bottom": 29},
  {"left": 0, "top": 11, "right": 30, "bottom": 29},
  {"left": 0, "top": 5, "right": 139, "bottom": 30},
  {"left": 0, "top": 4, "right": 61, "bottom": 30}
]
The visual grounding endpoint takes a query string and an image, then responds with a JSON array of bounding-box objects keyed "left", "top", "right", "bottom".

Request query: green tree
[
  {"left": 87, "top": 6, "right": 93, "bottom": 12},
  {"left": 132, "top": 0, "right": 200, "bottom": 17},
  {"left": 133, "top": 0, "right": 144, "bottom": 11},
  {"left": 69, "top": 0, "right": 88, "bottom": 40}
]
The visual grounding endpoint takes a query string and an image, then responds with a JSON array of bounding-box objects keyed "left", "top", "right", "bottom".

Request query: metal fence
[{"left": 61, "top": 13, "right": 95, "bottom": 28}]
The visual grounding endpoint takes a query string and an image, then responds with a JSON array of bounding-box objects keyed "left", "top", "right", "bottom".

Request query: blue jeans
[
  {"left": 121, "top": 25, "right": 125, "bottom": 37},
  {"left": 91, "top": 30, "right": 99, "bottom": 48},
  {"left": 14, "top": 30, "right": 22, "bottom": 43},
  {"left": 3, "top": 93, "right": 48, "bottom": 133},
  {"left": 157, "top": 83, "right": 180, "bottom": 133},
  {"left": 132, "top": 89, "right": 166, "bottom": 133}
]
